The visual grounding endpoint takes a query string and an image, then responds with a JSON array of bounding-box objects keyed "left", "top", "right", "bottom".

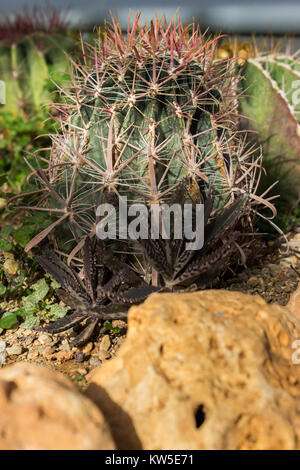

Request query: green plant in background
[
  {"left": 0, "top": 5, "right": 74, "bottom": 119},
  {"left": 0, "top": 5, "right": 77, "bottom": 189},
  {"left": 20, "top": 14, "right": 277, "bottom": 344},
  {"left": 217, "top": 38, "right": 300, "bottom": 206},
  {"left": 0, "top": 114, "right": 56, "bottom": 191}
]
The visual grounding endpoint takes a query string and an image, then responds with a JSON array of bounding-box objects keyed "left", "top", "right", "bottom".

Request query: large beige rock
[
  {"left": 87, "top": 290, "right": 300, "bottom": 450},
  {"left": 0, "top": 363, "right": 115, "bottom": 450},
  {"left": 287, "top": 283, "right": 300, "bottom": 319}
]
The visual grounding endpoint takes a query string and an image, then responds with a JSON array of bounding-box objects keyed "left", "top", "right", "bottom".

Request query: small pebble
[
  {"left": 82, "top": 342, "right": 94, "bottom": 355},
  {"left": 74, "top": 351, "right": 85, "bottom": 363},
  {"left": 89, "top": 356, "right": 101, "bottom": 368},
  {"left": 99, "top": 350, "right": 111, "bottom": 361},
  {"left": 100, "top": 335, "right": 111, "bottom": 352},
  {"left": 27, "top": 349, "right": 39, "bottom": 360},
  {"left": 76, "top": 368, "right": 87, "bottom": 376},
  {"left": 38, "top": 333, "right": 52, "bottom": 345},
  {"left": 247, "top": 276, "right": 260, "bottom": 288},
  {"left": 59, "top": 339, "right": 70, "bottom": 351},
  {"left": 23, "top": 336, "right": 34, "bottom": 347},
  {"left": 268, "top": 264, "right": 281, "bottom": 277},
  {"left": 42, "top": 346, "right": 56, "bottom": 360},
  {"left": 112, "top": 320, "right": 127, "bottom": 330},
  {"left": 6, "top": 344, "right": 23, "bottom": 356}
]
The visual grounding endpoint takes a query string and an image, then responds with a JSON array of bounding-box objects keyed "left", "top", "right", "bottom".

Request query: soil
[{"left": 0, "top": 231, "right": 299, "bottom": 391}]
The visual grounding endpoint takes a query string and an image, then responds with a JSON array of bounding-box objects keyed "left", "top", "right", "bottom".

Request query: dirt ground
[{"left": 0, "top": 230, "right": 299, "bottom": 391}]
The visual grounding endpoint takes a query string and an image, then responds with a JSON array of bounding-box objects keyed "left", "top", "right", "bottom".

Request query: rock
[
  {"left": 99, "top": 350, "right": 111, "bottom": 361},
  {"left": 280, "top": 234, "right": 300, "bottom": 268},
  {"left": 74, "top": 352, "right": 85, "bottom": 363},
  {"left": 112, "top": 320, "right": 127, "bottom": 330},
  {"left": 59, "top": 339, "right": 70, "bottom": 351},
  {"left": 246, "top": 276, "right": 260, "bottom": 288},
  {"left": 6, "top": 344, "right": 23, "bottom": 357},
  {"left": 37, "top": 334, "right": 52, "bottom": 345},
  {"left": 268, "top": 264, "right": 281, "bottom": 277},
  {"left": 89, "top": 357, "right": 101, "bottom": 368},
  {"left": 27, "top": 349, "right": 39, "bottom": 361},
  {"left": 23, "top": 336, "right": 34, "bottom": 347},
  {"left": 0, "top": 363, "right": 115, "bottom": 450},
  {"left": 287, "top": 283, "right": 300, "bottom": 319},
  {"left": 82, "top": 342, "right": 94, "bottom": 355},
  {"left": 100, "top": 335, "right": 111, "bottom": 352},
  {"left": 87, "top": 290, "right": 300, "bottom": 450},
  {"left": 53, "top": 350, "right": 74, "bottom": 363},
  {"left": 42, "top": 346, "right": 56, "bottom": 360}
]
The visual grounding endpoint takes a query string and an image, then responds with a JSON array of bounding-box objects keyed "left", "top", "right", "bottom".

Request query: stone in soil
[{"left": 6, "top": 344, "right": 23, "bottom": 357}]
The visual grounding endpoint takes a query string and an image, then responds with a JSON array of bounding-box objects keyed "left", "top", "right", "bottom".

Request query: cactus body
[
  {"left": 24, "top": 14, "right": 275, "bottom": 294},
  {"left": 218, "top": 40, "right": 300, "bottom": 203}
]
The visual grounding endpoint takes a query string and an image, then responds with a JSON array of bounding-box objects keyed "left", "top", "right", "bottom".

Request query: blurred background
[{"left": 1, "top": 0, "right": 300, "bottom": 37}]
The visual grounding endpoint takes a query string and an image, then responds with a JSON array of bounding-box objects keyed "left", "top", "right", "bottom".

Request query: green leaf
[
  {"left": 30, "top": 278, "right": 49, "bottom": 302},
  {"left": 0, "top": 239, "right": 12, "bottom": 251},
  {"left": 48, "top": 303, "right": 69, "bottom": 320},
  {"left": 50, "top": 277, "right": 61, "bottom": 289},
  {"left": 13, "top": 225, "right": 36, "bottom": 247},
  {"left": 20, "top": 315, "right": 40, "bottom": 329},
  {"left": 104, "top": 321, "right": 113, "bottom": 330},
  {"left": 0, "top": 284, "right": 6, "bottom": 296},
  {"left": 0, "top": 311, "right": 18, "bottom": 329},
  {"left": 1, "top": 226, "right": 12, "bottom": 239}
]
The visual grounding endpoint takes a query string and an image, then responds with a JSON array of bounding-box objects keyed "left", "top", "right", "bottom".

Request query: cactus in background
[
  {"left": 0, "top": 5, "right": 75, "bottom": 120},
  {"left": 20, "top": 14, "right": 277, "bottom": 344},
  {"left": 217, "top": 38, "right": 300, "bottom": 204}
]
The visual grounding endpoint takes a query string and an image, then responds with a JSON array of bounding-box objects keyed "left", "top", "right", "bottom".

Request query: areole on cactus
[
  {"left": 18, "top": 13, "right": 278, "bottom": 345},
  {"left": 217, "top": 37, "right": 300, "bottom": 204}
]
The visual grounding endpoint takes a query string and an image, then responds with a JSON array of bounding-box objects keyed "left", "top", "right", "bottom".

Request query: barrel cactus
[
  {"left": 217, "top": 38, "right": 300, "bottom": 204},
  {"left": 21, "top": 14, "right": 277, "bottom": 345}
]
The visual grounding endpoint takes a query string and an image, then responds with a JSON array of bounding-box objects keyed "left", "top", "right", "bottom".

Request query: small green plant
[
  {"left": 0, "top": 210, "right": 69, "bottom": 329},
  {"left": 104, "top": 321, "right": 120, "bottom": 335},
  {"left": 0, "top": 113, "right": 56, "bottom": 192},
  {"left": 0, "top": 276, "right": 69, "bottom": 330}
]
